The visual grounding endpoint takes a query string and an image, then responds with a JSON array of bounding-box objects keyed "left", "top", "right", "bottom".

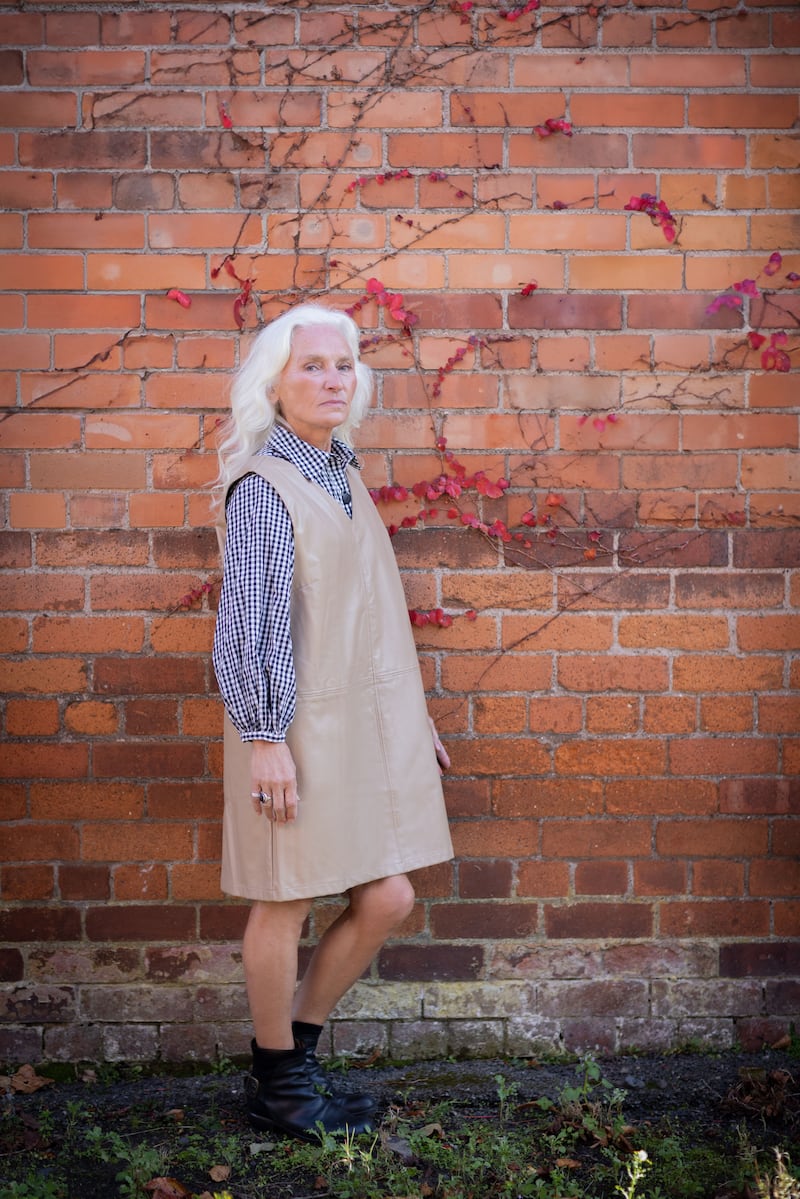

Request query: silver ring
[
  {"left": 259, "top": 793, "right": 273, "bottom": 805},
  {"left": 250, "top": 792, "right": 261, "bottom": 798}
]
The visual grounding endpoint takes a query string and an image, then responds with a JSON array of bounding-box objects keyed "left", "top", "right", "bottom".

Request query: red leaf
[
  {"left": 763, "top": 251, "right": 782, "bottom": 277},
  {"left": 218, "top": 101, "right": 233, "bottom": 130},
  {"left": 545, "top": 492, "right": 563, "bottom": 507},
  {"left": 521, "top": 280, "right": 538, "bottom": 296},
  {"left": 166, "top": 289, "right": 191, "bottom": 309},
  {"left": 748, "top": 332, "right": 767, "bottom": 350}
]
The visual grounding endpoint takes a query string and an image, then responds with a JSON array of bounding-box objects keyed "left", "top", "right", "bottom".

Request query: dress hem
[{"left": 220, "top": 848, "right": 454, "bottom": 903}]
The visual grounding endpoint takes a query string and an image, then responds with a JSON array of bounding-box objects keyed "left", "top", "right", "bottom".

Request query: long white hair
[{"left": 214, "top": 303, "right": 373, "bottom": 507}]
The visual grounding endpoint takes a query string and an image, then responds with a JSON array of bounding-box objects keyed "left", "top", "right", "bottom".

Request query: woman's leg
[
  {"left": 241, "top": 892, "right": 379, "bottom": 1138},
  {"left": 243, "top": 897, "right": 312, "bottom": 1049},
  {"left": 292, "top": 873, "right": 415, "bottom": 1025}
]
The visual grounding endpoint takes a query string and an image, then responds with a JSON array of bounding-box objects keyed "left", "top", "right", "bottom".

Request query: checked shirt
[{"left": 212, "top": 422, "right": 358, "bottom": 743}]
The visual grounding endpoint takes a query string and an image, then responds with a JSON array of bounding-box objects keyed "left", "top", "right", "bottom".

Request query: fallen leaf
[
  {"left": 209, "top": 1164, "right": 231, "bottom": 1182},
  {"left": 144, "top": 1179, "right": 191, "bottom": 1198},
  {"left": 555, "top": 1157, "right": 581, "bottom": 1168},
  {"left": 11, "top": 1064, "right": 54, "bottom": 1094},
  {"left": 380, "top": 1130, "right": 415, "bottom": 1164}
]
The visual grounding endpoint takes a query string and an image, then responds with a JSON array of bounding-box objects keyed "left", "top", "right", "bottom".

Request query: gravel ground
[{"left": 2, "top": 1047, "right": 799, "bottom": 1198}]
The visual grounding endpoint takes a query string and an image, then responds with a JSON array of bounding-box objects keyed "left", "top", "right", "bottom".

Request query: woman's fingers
[
  {"left": 427, "top": 715, "right": 450, "bottom": 773},
  {"left": 250, "top": 741, "right": 299, "bottom": 822}
]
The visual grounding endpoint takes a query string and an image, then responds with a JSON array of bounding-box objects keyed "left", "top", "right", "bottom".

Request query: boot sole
[{"left": 247, "top": 1109, "right": 373, "bottom": 1143}]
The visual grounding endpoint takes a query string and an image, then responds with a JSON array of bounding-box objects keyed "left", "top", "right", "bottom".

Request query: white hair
[{"left": 214, "top": 303, "right": 373, "bottom": 508}]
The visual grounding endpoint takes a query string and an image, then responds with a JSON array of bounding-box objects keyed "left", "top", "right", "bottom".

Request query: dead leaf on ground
[
  {"left": 144, "top": 1178, "right": 191, "bottom": 1198},
  {"left": 380, "top": 1130, "right": 415, "bottom": 1164},
  {"left": 723, "top": 1067, "right": 798, "bottom": 1122},
  {"left": 8, "top": 1064, "right": 54, "bottom": 1094},
  {"left": 209, "top": 1164, "right": 231, "bottom": 1182},
  {"left": 417, "top": 1122, "right": 444, "bottom": 1139}
]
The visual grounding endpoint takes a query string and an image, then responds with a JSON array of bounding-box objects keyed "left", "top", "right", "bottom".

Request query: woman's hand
[
  {"left": 250, "top": 740, "right": 299, "bottom": 823},
  {"left": 428, "top": 716, "right": 450, "bottom": 774}
]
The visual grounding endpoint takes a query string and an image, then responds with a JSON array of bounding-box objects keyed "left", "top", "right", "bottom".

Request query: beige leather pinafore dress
[{"left": 220, "top": 454, "right": 454, "bottom": 901}]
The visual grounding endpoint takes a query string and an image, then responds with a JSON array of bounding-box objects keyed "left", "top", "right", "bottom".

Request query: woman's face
[{"left": 272, "top": 324, "right": 357, "bottom": 451}]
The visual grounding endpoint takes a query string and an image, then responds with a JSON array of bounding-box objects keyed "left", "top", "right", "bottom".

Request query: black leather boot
[
  {"left": 292, "top": 1021, "right": 377, "bottom": 1117},
  {"left": 245, "top": 1040, "right": 374, "bottom": 1142}
]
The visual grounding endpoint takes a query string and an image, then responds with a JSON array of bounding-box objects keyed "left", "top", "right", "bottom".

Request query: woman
[{"left": 213, "top": 303, "right": 454, "bottom": 1141}]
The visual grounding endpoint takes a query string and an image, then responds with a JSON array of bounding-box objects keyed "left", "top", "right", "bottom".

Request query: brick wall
[{"left": 1, "top": 2, "right": 798, "bottom": 1067}]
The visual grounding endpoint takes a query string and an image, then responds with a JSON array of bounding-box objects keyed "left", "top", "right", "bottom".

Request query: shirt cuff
[{"left": 239, "top": 731, "right": 287, "bottom": 743}]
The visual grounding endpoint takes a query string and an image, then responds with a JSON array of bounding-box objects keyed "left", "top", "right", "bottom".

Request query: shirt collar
[{"left": 261, "top": 420, "right": 359, "bottom": 476}]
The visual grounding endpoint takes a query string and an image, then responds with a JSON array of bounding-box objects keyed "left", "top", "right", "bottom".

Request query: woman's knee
[
  {"left": 352, "top": 874, "right": 415, "bottom": 929},
  {"left": 245, "top": 897, "right": 312, "bottom": 940}
]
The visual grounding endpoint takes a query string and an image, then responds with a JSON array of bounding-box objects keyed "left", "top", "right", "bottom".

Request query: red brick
[
  {"left": 661, "top": 901, "right": 770, "bottom": 938},
  {"left": 1, "top": 865, "right": 55, "bottom": 901},
  {"left": 516, "top": 861, "right": 570, "bottom": 898},
  {"left": 93, "top": 742, "right": 205, "bottom": 780},
  {"left": 607, "top": 779, "right": 717, "bottom": 816},
  {"left": 30, "top": 782, "right": 144, "bottom": 822},
  {"left": 543, "top": 819, "right": 652, "bottom": 859},
  {"left": 431, "top": 902, "right": 536, "bottom": 939},
  {"left": 693, "top": 860, "right": 745, "bottom": 897},
  {"left": 0, "top": 529, "right": 31, "bottom": 568},
  {"left": 59, "top": 866, "right": 111, "bottom": 901},
  {"left": 558, "top": 655, "right": 669, "bottom": 693},
  {"left": 545, "top": 903, "right": 653, "bottom": 939},
  {"left": 32, "top": 616, "right": 143, "bottom": 654},
  {"left": 0, "top": 907, "right": 81, "bottom": 942},
  {"left": 676, "top": 572, "right": 785, "bottom": 610},
  {"left": 20, "top": 131, "right": 146, "bottom": 170},
  {"left": 634, "top": 860, "right": 688, "bottom": 896},
  {"left": 115, "top": 865, "right": 169, "bottom": 901},
  {"left": 750, "top": 860, "right": 800, "bottom": 897},
  {"left": 720, "top": 778, "right": 799, "bottom": 815},
  {"left": 0, "top": 949, "right": 25, "bottom": 978},
  {"left": 575, "top": 861, "right": 628, "bottom": 896},
  {"left": 494, "top": 778, "right": 603, "bottom": 819},
  {"left": 85, "top": 905, "right": 196, "bottom": 942},
  {"left": 657, "top": 818, "right": 769, "bottom": 858},
  {"left": 673, "top": 655, "right": 784, "bottom": 693},
  {"left": 378, "top": 944, "right": 483, "bottom": 981},
  {"left": 585, "top": 696, "right": 639, "bottom": 733},
  {"left": 3, "top": 659, "right": 87, "bottom": 698},
  {"left": 700, "top": 696, "right": 754, "bottom": 733},
  {"left": 5, "top": 699, "right": 59, "bottom": 736},
  {"left": 451, "top": 819, "right": 539, "bottom": 858},
  {"left": 458, "top": 860, "right": 513, "bottom": 899}
]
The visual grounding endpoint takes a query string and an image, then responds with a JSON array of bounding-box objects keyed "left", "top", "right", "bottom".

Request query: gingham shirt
[{"left": 212, "top": 422, "right": 358, "bottom": 742}]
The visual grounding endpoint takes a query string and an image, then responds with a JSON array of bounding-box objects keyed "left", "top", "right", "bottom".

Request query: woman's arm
[{"left": 213, "top": 473, "right": 297, "bottom": 744}]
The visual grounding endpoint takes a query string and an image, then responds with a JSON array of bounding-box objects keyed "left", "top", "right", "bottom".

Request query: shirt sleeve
[{"left": 212, "top": 472, "right": 296, "bottom": 742}]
